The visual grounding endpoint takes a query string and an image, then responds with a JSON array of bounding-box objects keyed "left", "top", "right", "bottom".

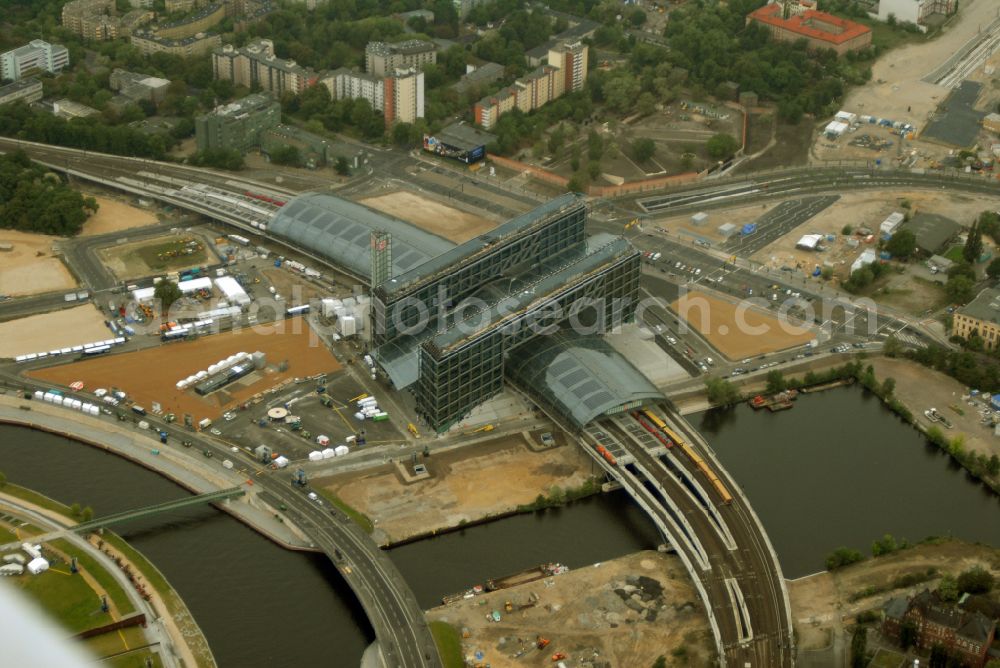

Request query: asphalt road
[
  {"left": 0, "top": 366, "right": 442, "bottom": 668},
  {"left": 720, "top": 195, "right": 840, "bottom": 256}
]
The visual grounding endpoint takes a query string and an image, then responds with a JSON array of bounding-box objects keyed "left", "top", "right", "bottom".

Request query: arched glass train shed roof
[
  {"left": 267, "top": 193, "right": 455, "bottom": 280},
  {"left": 506, "top": 331, "right": 663, "bottom": 429}
]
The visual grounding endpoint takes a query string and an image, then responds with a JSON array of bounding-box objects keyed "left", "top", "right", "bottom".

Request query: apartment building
[
  {"left": 195, "top": 92, "right": 281, "bottom": 152},
  {"left": 953, "top": 287, "right": 1000, "bottom": 350},
  {"left": 212, "top": 39, "right": 318, "bottom": 97},
  {"left": 0, "top": 41, "right": 70, "bottom": 81},
  {"left": 0, "top": 78, "right": 43, "bottom": 107},
  {"left": 365, "top": 40, "right": 436, "bottom": 77},
  {"left": 130, "top": 30, "right": 221, "bottom": 57},
  {"left": 473, "top": 42, "right": 588, "bottom": 129},
  {"left": 747, "top": 3, "right": 872, "bottom": 55},
  {"left": 323, "top": 67, "right": 424, "bottom": 124}
]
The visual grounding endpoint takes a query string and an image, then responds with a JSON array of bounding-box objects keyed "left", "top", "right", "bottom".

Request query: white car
[
  {"left": 666, "top": 336, "right": 677, "bottom": 345},
  {"left": 93, "top": 388, "right": 107, "bottom": 398}
]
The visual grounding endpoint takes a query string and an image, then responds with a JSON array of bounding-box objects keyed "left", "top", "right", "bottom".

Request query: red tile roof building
[{"left": 747, "top": 4, "right": 872, "bottom": 55}]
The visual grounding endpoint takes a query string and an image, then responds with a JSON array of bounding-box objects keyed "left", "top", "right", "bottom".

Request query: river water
[
  {"left": 0, "top": 425, "right": 657, "bottom": 667},
  {"left": 695, "top": 387, "right": 1000, "bottom": 578},
  {"left": 2, "top": 386, "right": 998, "bottom": 664}
]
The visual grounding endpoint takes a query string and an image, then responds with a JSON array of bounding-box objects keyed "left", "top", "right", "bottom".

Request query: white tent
[
  {"left": 27, "top": 557, "right": 49, "bottom": 575},
  {"left": 824, "top": 120, "right": 848, "bottom": 137},
  {"left": 796, "top": 234, "right": 823, "bottom": 251}
]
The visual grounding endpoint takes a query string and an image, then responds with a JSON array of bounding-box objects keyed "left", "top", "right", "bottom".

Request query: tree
[
  {"left": 900, "top": 620, "right": 918, "bottom": 650},
  {"left": 946, "top": 276, "right": 974, "bottom": 303},
  {"left": 964, "top": 219, "right": 984, "bottom": 264},
  {"left": 881, "top": 377, "right": 896, "bottom": 396},
  {"left": 651, "top": 657, "right": 667, "bottom": 668},
  {"left": 267, "top": 145, "right": 302, "bottom": 167},
  {"left": 937, "top": 574, "right": 959, "bottom": 602},
  {"left": 154, "top": 280, "right": 183, "bottom": 315},
  {"left": 70, "top": 502, "right": 81, "bottom": 518},
  {"left": 986, "top": 257, "right": 1000, "bottom": 279},
  {"left": 705, "top": 377, "right": 740, "bottom": 406},
  {"left": 885, "top": 230, "right": 917, "bottom": 258},
  {"left": 841, "top": 224, "right": 853, "bottom": 235},
  {"left": 80, "top": 506, "right": 93, "bottom": 522},
  {"left": 957, "top": 565, "right": 994, "bottom": 594},
  {"left": 988, "top": 454, "right": 1000, "bottom": 476},
  {"left": 637, "top": 91, "right": 656, "bottom": 116},
  {"left": 871, "top": 533, "right": 899, "bottom": 557},
  {"left": 633, "top": 137, "right": 656, "bottom": 163},
  {"left": 826, "top": 547, "right": 864, "bottom": 570},
  {"left": 850, "top": 627, "right": 867, "bottom": 668},
  {"left": 883, "top": 335, "right": 903, "bottom": 357},
  {"left": 587, "top": 130, "right": 603, "bottom": 161},
  {"left": 706, "top": 133, "right": 739, "bottom": 160},
  {"left": 765, "top": 370, "right": 786, "bottom": 394},
  {"left": 334, "top": 156, "right": 350, "bottom": 176}
]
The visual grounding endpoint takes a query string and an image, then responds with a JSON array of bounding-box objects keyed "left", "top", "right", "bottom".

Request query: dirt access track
[
  {"left": 429, "top": 550, "right": 713, "bottom": 667},
  {"left": 29, "top": 317, "right": 341, "bottom": 422},
  {"left": 359, "top": 191, "right": 496, "bottom": 244},
  {"left": 316, "top": 430, "right": 595, "bottom": 543},
  {"left": 672, "top": 290, "right": 815, "bottom": 360},
  {"left": 0, "top": 305, "right": 110, "bottom": 358}
]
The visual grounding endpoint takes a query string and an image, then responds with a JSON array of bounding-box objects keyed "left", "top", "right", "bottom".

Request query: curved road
[{"left": 0, "top": 367, "right": 440, "bottom": 668}]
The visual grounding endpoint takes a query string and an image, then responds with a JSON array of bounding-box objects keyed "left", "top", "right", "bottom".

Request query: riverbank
[
  {"left": 0, "top": 487, "right": 208, "bottom": 667},
  {"left": 0, "top": 393, "right": 317, "bottom": 553},
  {"left": 427, "top": 550, "right": 713, "bottom": 667},
  {"left": 789, "top": 539, "right": 1000, "bottom": 658},
  {"left": 314, "top": 429, "right": 601, "bottom": 545}
]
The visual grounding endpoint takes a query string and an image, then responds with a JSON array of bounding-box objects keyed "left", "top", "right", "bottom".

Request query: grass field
[
  {"left": 133, "top": 238, "right": 208, "bottom": 272},
  {"left": 429, "top": 621, "right": 464, "bottom": 668},
  {"left": 14, "top": 550, "right": 115, "bottom": 633},
  {"left": 51, "top": 539, "right": 136, "bottom": 616},
  {"left": 105, "top": 649, "right": 165, "bottom": 668},
  {"left": 943, "top": 245, "right": 965, "bottom": 263},
  {"left": 81, "top": 626, "right": 148, "bottom": 660},
  {"left": 867, "top": 648, "right": 906, "bottom": 668}
]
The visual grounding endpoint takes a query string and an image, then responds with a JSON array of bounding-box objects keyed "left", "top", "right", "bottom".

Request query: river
[
  {"left": 0, "top": 424, "right": 658, "bottom": 667},
  {"left": 696, "top": 386, "right": 1000, "bottom": 578},
  {"left": 3, "top": 386, "right": 999, "bottom": 663}
]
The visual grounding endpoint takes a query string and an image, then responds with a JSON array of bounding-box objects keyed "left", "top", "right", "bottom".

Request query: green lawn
[
  {"left": 51, "top": 539, "right": 135, "bottom": 616},
  {"left": 316, "top": 489, "right": 375, "bottom": 534},
  {"left": 5, "top": 483, "right": 79, "bottom": 517},
  {"left": 868, "top": 648, "right": 906, "bottom": 668},
  {"left": 132, "top": 238, "right": 207, "bottom": 271},
  {"left": 100, "top": 533, "right": 171, "bottom": 600},
  {"left": 105, "top": 651, "right": 164, "bottom": 668},
  {"left": 14, "top": 559, "right": 114, "bottom": 633},
  {"left": 82, "top": 625, "right": 147, "bottom": 659},
  {"left": 943, "top": 245, "right": 965, "bottom": 263},
  {"left": 429, "top": 621, "right": 464, "bottom": 668}
]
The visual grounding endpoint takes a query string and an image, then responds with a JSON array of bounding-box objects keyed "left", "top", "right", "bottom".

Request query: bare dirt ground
[
  {"left": 79, "top": 195, "right": 159, "bottom": 237},
  {"left": 29, "top": 318, "right": 341, "bottom": 421},
  {"left": 838, "top": 0, "right": 997, "bottom": 138},
  {"left": 261, "top": 267, "right": 327, "bottom": 306},
  {"left": 652, "top": 201, "right": 781, "bottom": 243},
  {"left": 359, "top": 191, "right": 496, "bottom": 244},
  {"left": 790, "top": 540, "right": 1000, "bottom": 651},
  {"left": 750, "top": 190, "right": 997, "bottom": 279},
  {"left": 316, "top": 431, "right": 597, "bottom": 543},
  {"left": 871, "top": 357, "right": 1000, "bottom": 460},
  {"left": 0, "top": 230, "right": 77, "bottom": 297},
  {"left": 0, "top": 305, "right": 110, "bottom": 358},
  {"left": 671, "top": 290, "right": 815, "bottom": 360},
  {"left": 429, "top": 550, "right": 713, "bottom": 668},
  {"left": 97, "top": 233, "right": 212, "bottom": 281}
]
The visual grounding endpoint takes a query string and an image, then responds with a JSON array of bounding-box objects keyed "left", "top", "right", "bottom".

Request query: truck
[
  {"left": 198, "top": 418, "right": 212, "bottom": 430},
  {"left": 131, "top": 405, "right": 147, "bottom": 416}
]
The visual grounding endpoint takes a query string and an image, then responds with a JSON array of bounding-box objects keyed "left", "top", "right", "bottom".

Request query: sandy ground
[
  {"left": 359, "top": 191, "right": 496, "bottom": 244},
  {"left": 789, "top": 540, "right": 1000, "bottom": 651},
  {"left": 429, "top": 550, "right": 713, "bottom": 667},
  {"left": 97, "top": 233, "right": 211, "bottom": 281},
  {"left": 261, "top": 267, "right": 328, "bottom": 306},
  {"left": 79, "top": 195, "right": 159, "bottom": 237},
  {"left": 651, "top": 202, "right": 781, "bottom": 243},
  {"left": 29, "top": 318, "right": 342, "bottom": 421},
  {"left": 750, "top": 190, "right": 999, "bottom": 279},
  {"left": 0, "top": 230, "right": 77, "bottom": 297},
  {"left": 871, "top": 356, "right": 1000, "bottom": 461},
  {"left": 671, "top": 290, "right": 815, "bottom": 360},
  {"left": 316, "top": 431, "right": 597, "bottom": 543},
  {"left": 0, "top": 305, "right": 110, "bottom": 358},
  {"left": 839, "top": 0, "right": 998, "bottom": 137}
]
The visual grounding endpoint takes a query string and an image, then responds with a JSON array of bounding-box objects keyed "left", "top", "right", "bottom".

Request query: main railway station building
[{"left": 268, "top": 192, "right": 662, "bottom": 432}]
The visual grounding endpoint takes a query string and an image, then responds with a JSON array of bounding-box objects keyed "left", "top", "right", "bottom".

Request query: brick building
[
  {"left": 747, "top": 4, "right": 872, "bottom": 55},
  {"left": 882, "top": 590, "right": 997, "bottom": 667}
]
